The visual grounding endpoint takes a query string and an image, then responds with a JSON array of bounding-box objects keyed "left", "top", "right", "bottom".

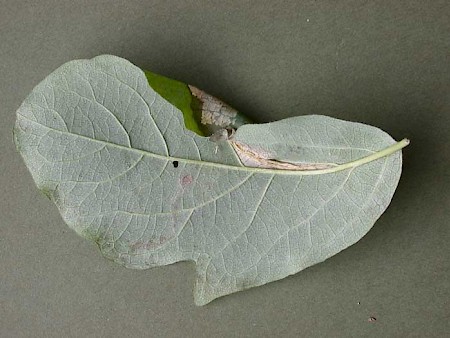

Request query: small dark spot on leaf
[{"left": 172, "top": 161, "right": 179, "bottom": 168}]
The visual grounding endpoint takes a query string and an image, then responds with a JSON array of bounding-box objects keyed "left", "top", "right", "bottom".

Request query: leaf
[
  {"left": 14, "top": 55, "right": 408, "bottom": 305},
  {"left": 144, "top": 70, "right": 252, "bottom": 137}
]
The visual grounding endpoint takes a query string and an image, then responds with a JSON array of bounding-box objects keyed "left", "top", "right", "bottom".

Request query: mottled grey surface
[{"left": 1, "top": 0, "right": 449, "bottom": 337}]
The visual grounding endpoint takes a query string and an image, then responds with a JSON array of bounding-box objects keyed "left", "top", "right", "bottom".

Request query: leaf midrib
[{"left": 16, "top": 113, "right": 391, "bottom": 177}]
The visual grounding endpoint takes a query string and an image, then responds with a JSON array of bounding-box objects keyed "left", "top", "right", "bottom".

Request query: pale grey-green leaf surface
[{"left": 14, "top": 55, "right": 404, "bottom": 305}]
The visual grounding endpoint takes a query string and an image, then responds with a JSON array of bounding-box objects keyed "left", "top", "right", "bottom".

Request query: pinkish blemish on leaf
[{"left": 181, "top": 174, "right": 193, "bottom": 187}]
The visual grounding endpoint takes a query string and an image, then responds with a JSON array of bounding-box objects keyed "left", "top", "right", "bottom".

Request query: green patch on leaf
[
  {"left": 144, "top": 70, "right": 205, "bottom": 136},
  {"left": 40, "top": 187, "right": 53, "bottom": 200}
]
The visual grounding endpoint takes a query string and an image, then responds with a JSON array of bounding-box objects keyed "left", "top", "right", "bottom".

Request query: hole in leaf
[{"left": 172, "top": 161, "right": 179, "bottom": 168}]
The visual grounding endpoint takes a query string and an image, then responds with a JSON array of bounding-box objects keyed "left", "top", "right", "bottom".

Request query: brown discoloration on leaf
[
  {"left": 130, "top": 236, "right": 170, "bottom": 252},
  {"left": 189, "top": 85, "right": 237, "bottom": 128},
  {"left": 208, "top": 128, "right": 236, "bottom": 142},
  {"left": 181, "top": 174, "right": 193, "bottom": 187},
  {"left": 230, "top": 141, "right": 337, "bottom": 171}
]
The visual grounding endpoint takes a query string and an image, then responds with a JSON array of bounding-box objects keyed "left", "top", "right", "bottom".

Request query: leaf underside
[{"left": 14, "top": 55, "right": 403, "bottom": 305}]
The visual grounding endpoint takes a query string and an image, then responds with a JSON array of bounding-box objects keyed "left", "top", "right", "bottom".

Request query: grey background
[{"left": 1, "top": 1, "right": 449, "bottom": 337}]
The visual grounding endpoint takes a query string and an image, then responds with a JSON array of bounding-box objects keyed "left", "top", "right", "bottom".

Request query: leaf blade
[{"left": 14, "top": 55, "right": 405, "bottom": 306}]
